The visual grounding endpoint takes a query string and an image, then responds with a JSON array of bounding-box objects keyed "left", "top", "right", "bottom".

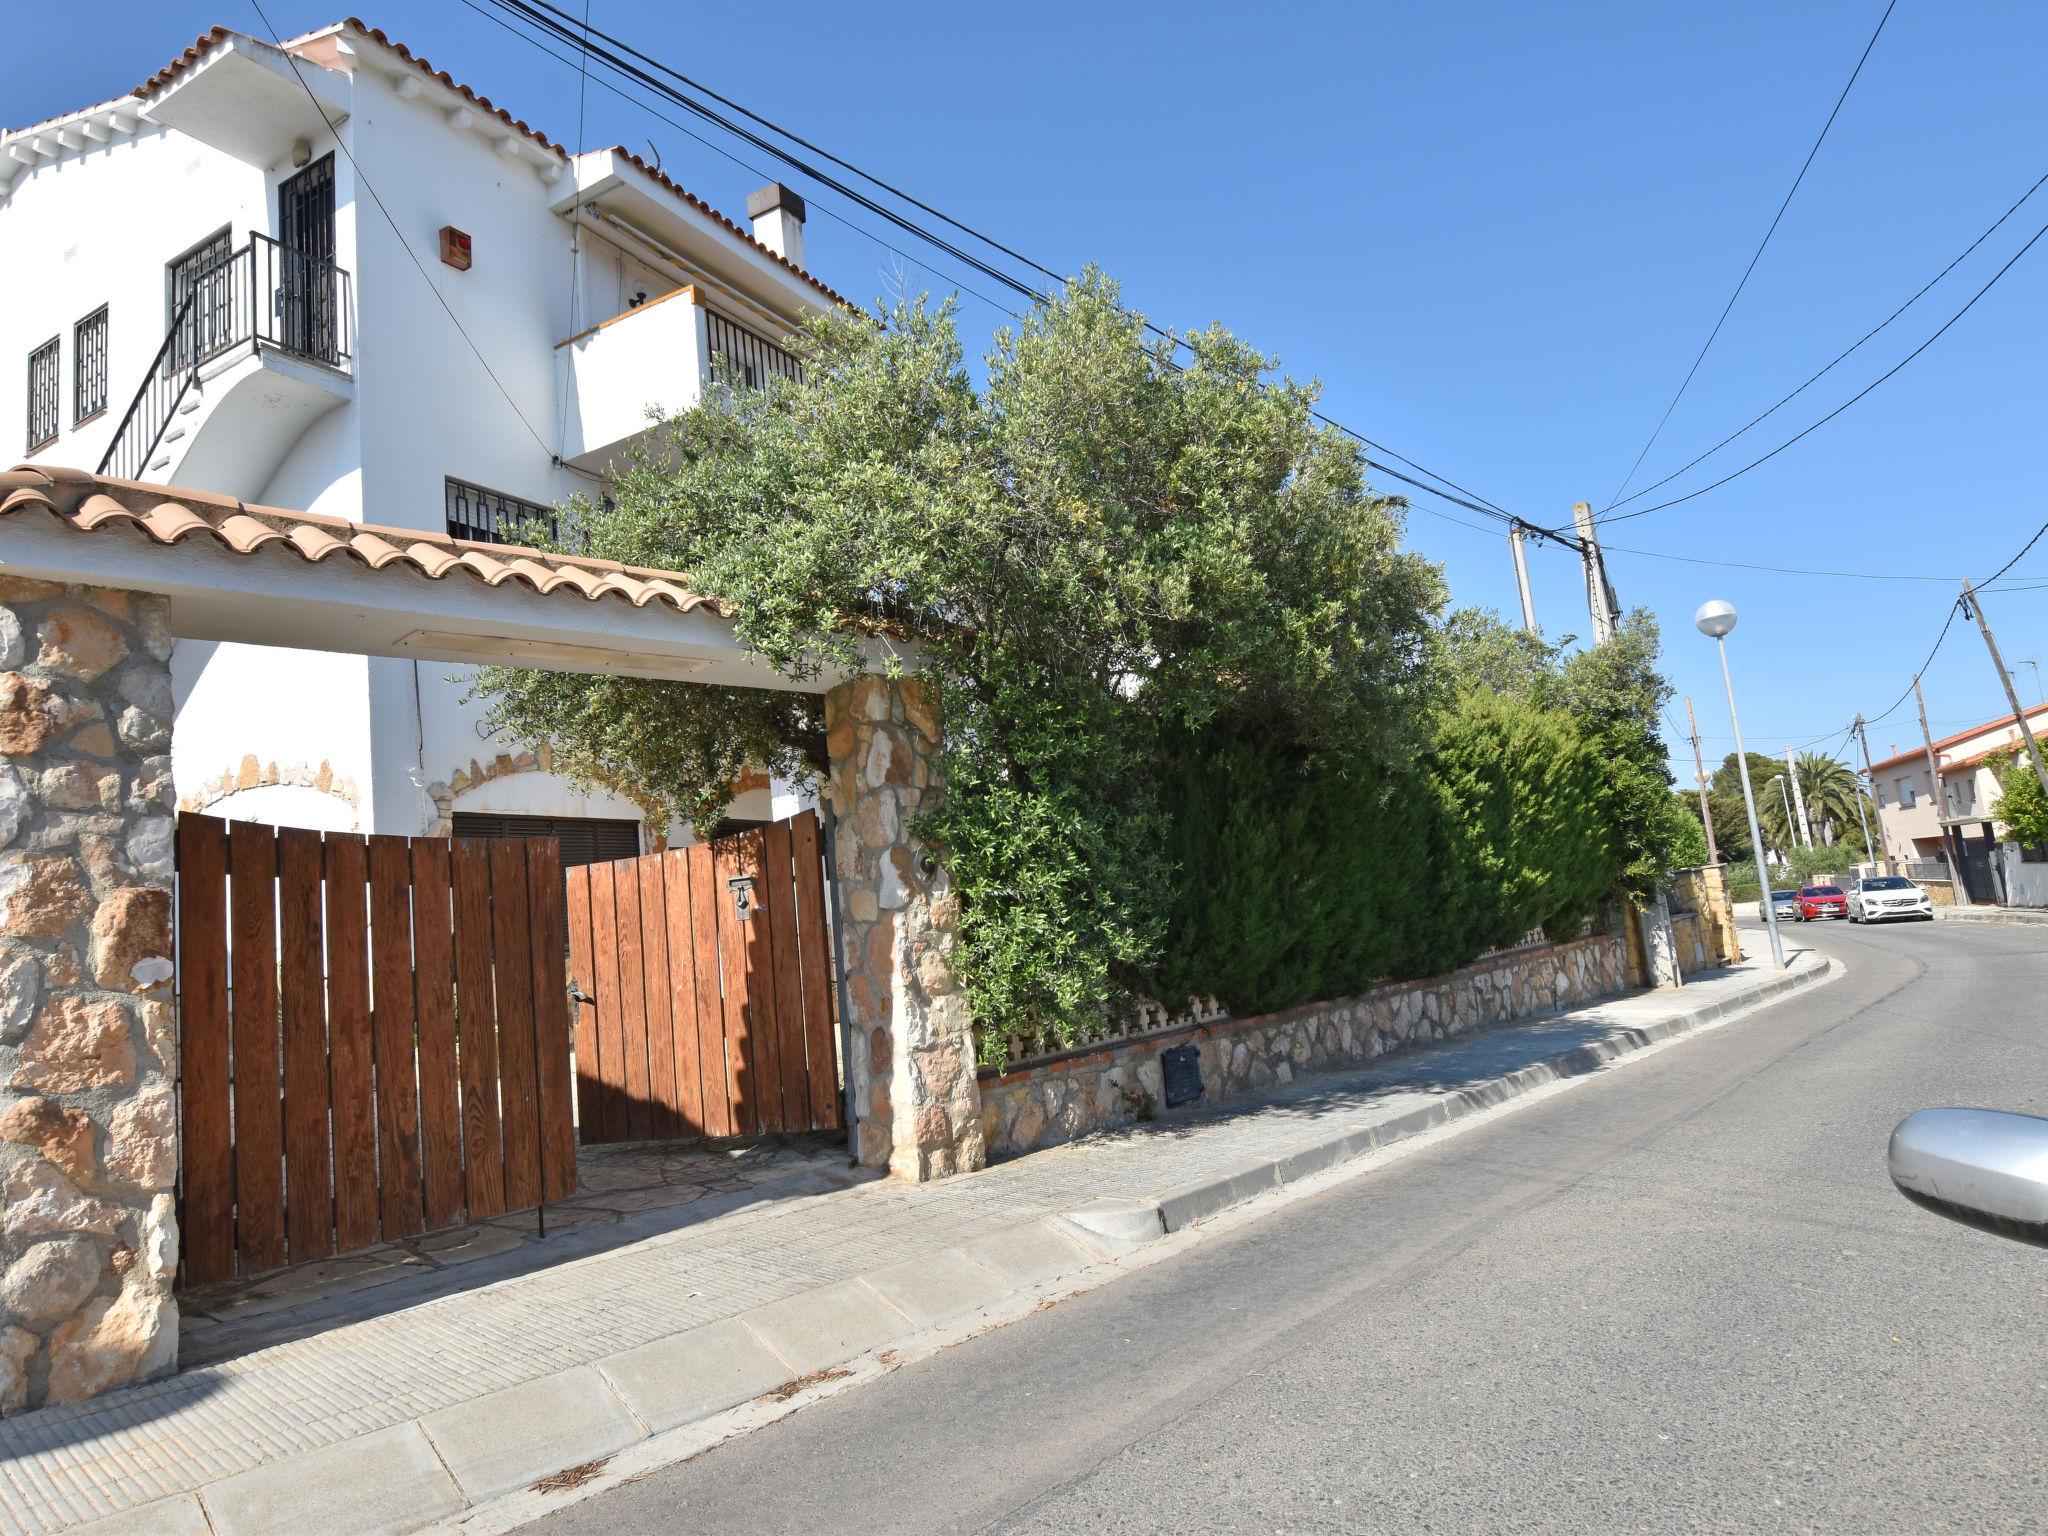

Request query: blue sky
[{"left": 9, "top": 2, "right": 2045, "bottom": 776}]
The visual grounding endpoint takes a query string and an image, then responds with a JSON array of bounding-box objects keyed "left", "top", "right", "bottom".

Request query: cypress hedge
[{"left": 1149, "top": 693, "right": 1615, "bottom": 1019}]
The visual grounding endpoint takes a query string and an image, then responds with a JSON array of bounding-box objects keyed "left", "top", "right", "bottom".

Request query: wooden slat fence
[
  {"left": 174, "top": 814, "right": 574, "bottom": 1287},
  {"left": 566, "top": 810, "right": 841, "bottom": 1144}
]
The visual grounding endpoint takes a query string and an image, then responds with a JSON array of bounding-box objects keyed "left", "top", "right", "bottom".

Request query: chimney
[{"left": 746, "top": 182, "right": 806, "bottom": 269}]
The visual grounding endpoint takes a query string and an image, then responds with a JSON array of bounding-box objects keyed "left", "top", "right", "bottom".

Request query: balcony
[
  {"left": 100, "top": 234, "right": 354, "bottom": 495},
  {"left": 554, "top": 287, "right": 804, "bottom": 474}
]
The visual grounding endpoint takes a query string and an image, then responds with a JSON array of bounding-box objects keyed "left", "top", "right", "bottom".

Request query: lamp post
[{"left": 1696, "top": 599, "right": 1785, "bottom": 969}]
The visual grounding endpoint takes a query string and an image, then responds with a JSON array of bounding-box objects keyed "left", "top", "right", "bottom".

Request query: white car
[{"left": 1849, "top": 875, "right": 1934, "bottom": 923}]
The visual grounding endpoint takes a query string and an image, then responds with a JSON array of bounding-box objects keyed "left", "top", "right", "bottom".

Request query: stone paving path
[{"left": 0, "top": 934, "right": 1826, "bottom": 1536}]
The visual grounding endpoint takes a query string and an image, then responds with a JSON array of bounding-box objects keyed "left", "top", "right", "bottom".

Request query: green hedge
[{"left": 1149, "top": 693, "right": 1616, "bottom": 1018}]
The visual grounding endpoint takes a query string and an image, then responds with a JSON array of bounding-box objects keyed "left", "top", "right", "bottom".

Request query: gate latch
[{"left": 727, "top": 874, "right": 756, "bottom": 922}]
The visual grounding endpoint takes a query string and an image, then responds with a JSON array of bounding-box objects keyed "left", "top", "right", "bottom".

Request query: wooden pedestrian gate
[
  {"left": 565, "top": 810, "right": 842, "bottom": 1144},
  {"left": 174, "top": 814, "right": 575, "bottom": 1287}
]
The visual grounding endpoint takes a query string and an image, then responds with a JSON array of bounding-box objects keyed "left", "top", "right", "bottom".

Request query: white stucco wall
[{"left": 3, "top": 25, "right": 833, "bottom": 840}]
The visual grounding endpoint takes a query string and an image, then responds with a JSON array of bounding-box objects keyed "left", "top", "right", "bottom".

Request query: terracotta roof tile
[
  {"left": 335, "top": 20, "right": 850, "bottom": 308},
  {"left": 1868, "top": 705, "right": 2048, "bottom": 772},
  {"left": 0, "top": 465, "right": 722, "bottom": 617},
  {"left": 130, "top": 26, "right": 239, "bottom": 98},
  {"left": 10, "top": 19, "right": 850, "bottom": 311}
]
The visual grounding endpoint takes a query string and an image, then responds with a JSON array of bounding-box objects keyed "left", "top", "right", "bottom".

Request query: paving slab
[
  {"left": 199, "top": 1423, "right": 464, "bottom": 1536},
  {"left": 419, "top": 1367, "right": 644, "bottom": 1502},
  {"left": 858, "top": 1248, "right": 1016, "bottom": 1328},
  {"left": 960, "top": 1220, "right": 1097, "bottom": 1287},
  {"left": 738, "top": 1280, "right": 915, "bottom": 1376},
  {"left": 592, "top": 1320, "right": 792, "bottom": 1435},
  {"left": 0, "top": 935, "right": 1833, "bottom": 1536},
  {"left": 55, "top": 1498, "right": 209, "bottom": 1536}
]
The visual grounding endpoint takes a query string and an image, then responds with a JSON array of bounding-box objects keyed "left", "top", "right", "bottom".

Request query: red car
[{"left": 1795, "top": 884, "right": 1848, "bottom": 921}]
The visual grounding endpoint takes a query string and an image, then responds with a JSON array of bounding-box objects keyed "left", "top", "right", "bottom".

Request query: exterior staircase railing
[{"left": 98, "top": 234, "right": 353, "bottom": 482}]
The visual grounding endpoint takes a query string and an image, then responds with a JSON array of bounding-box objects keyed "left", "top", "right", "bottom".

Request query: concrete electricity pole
[
  {"left": 1850, "top": 714, "right": 1882, "bottom": 872},
  {"left": 1507, "top": 524, "right": 1539, "bottom": 635},
  {"left": 1854, "top": 715, "right": 1890, "bottom": 873},
  {"left": 1961, "top": 580, "right": 2048, "bottom": 799},
  {"left": 1784, "top": 745, "right": 1814, "bottom": 848},
  {"left": 1915, "top": 674, "right": 1966, "bottom": 904},
  {"left": 1685, "top": 695, "right": 1719, "bottom": 864},
  {"left": 1571, "top": 501, "right": 1620, "bottom": 644}
]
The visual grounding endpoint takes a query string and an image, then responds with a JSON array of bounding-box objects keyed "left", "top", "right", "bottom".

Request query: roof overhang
[
  {"left": 0, "top": 468, "right": 871, "bottom": 693},
  {"left": 556, "top": 150, "right": 830, "bottom": 324},
  {"left": 141, "top": 32, "right": 350, "bottom": 166}
]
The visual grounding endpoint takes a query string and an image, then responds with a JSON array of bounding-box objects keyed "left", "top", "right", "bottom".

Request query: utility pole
[
  {"left": 1783, "top": 745, "right": 1814, "bottom": 849},
  {"left": 1961, "top": 580, "right": 2048, "bottom": 799},
  {"left": 1507, "top": 524, "right": 1539, "bottom": 635},
  {"left": 1571, "top": 501, "right": 1620, "bottom": 644},
  {"left": 1851, "top": 714, "right": 1884, "bottom": 873},
  {"left": 1685, "top": 695, "right": 1719, "bottom": 864},
  {"left": 1915, "top": 674, "right": 1966, "bottom": 904},
  {"left": 1770, "top": 774, "right": 1796, "bottom": 865}
]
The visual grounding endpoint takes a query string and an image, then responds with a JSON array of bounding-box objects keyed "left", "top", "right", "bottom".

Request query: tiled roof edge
[{"left": 0, "top": 466, "right": 725, "bottom": 617}]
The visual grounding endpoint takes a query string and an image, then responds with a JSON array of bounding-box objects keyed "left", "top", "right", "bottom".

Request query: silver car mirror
[{"left": 1888, "top": 1108, "right": 2048, "bottom": 1247}]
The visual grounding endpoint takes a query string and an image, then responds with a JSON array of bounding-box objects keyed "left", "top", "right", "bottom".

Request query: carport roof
[{"left": 0, "top": 464, "right": 718, "bottom": 614}]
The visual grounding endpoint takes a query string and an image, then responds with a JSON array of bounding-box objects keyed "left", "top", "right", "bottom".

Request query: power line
[
  {"left": 1602, "top": 165, "right": 2048, "bottom": 520},
  {"left": 466, "top": 0, "right": 1522, "bottom": 531},
  {"left": 454, "top": 0, "right": 1031, "bottom": 323},
  {"left": 1601, "top": 541, "right": 1960, "bottom": 584},
  {"left": 1977, "top": 516, "right": 2048, "bottom": 588},
  {"left": 1602, "top": 0, "right": 1898, "bottom": 509},
  {"left": 1592, "top": 214, "right": 2048, "bottom": 528},
  {"left": 247, "top": 0, "right": 596, "bottom": 479}
]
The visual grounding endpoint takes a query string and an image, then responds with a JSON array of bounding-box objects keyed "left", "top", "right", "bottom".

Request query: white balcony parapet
[{"left": 554, "top": 285, "right": 707, "bottom": 474}]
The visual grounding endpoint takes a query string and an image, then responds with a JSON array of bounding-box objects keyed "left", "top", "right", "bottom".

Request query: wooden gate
[
  {"left": 174, "top": 814, "right": 575, "bottom": 1287},
  {"left": 565, "top": 810, "right": 841, "bottom": 1143}
]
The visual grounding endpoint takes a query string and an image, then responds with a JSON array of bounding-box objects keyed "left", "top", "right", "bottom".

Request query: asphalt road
[{"left": 523, "top": 919, "right": 2048, "bottom": 1534}]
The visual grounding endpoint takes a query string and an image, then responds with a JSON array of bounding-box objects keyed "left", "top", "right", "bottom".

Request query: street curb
[
  {"left": 1145, "top": 952, "right": 1838, "bottom": 1236},
  {"left": 94, "top": 956, "right": 1840, "bottom": 1536},
  {"left": 438, "top": 953, "right": 1839, "bottom": 1536},
  {"left": 1935, "top": 906, "right": 2048, "bottom": 927}
]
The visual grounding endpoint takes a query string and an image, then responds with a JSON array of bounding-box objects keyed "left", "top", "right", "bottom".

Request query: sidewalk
[
  {"left": 0, "top": 933, "right": 1832, "bottom": 1536},
  {"left": 1936, "top": 904, "right": 2048, "bottom": 926}
]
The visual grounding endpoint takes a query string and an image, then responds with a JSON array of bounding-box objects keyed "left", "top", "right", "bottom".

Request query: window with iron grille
[
  {"left": 167, "top": 228, "right": 235, "bottom": 372},
  {"left": 444, "top": 477, "right": 559, "bottom": 545},
  {"left": 25, "top": 337, "right": 59, "bottom": 452},
  {"left": 704, "top": 308, "right": 803, "bottom": 389},
  {"left": 451, "top": 813, "right": 641, "bottom": 869},
  {"left": 73, "top": 307, "right": 108, "bottom": 423}
]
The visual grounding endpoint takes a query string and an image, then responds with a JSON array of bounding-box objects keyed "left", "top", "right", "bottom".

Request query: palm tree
[{"left": 1794, "top": 751, "right": 1875, "bottom": 853}]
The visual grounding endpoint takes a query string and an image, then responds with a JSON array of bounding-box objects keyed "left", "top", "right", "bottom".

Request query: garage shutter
[{"left": 451, "top": 813, "right": 642, "bottom": 869}]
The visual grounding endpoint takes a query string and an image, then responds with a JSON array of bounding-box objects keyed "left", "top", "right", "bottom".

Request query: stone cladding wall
[
  {"left": 825, "top": 675, "right": 984, "bottom": 1181},
  {"left": 979, "top": 932, "right": 1630, "bottom": 1160},
  {"left": 0, "top": 579, "right": 178, "bottom": 1412}
]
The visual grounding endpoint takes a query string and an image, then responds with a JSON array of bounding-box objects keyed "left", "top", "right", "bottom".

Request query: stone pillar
[
  {"left": 825, "top": 674, "right": 984, "bottom": 1181},
  {"left": 0, "top": 579, "right": 178, "bottom": 1413}
]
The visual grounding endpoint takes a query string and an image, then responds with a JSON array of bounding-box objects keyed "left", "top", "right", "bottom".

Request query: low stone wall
[
  {"left": 0, "top": 578, "right": 179, "bottom": 1414},
  {"left": 978, "top": 931, "right": 1630, "bottom": 1160}
]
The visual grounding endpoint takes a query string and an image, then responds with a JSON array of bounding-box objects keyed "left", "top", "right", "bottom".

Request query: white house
[{"left": 0, "top": 19, "right": 843, "bottom": 858}]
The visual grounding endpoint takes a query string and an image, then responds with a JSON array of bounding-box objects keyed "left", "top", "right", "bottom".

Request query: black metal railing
[
  {"left": 100, "top": 234, "right": 352, "bottom": 480},
  {"left": 444, "top": 477, "right": 560, "bottom": 546},
  {"left": 704, "top": 308, "right": 803, "bottom": 390}
]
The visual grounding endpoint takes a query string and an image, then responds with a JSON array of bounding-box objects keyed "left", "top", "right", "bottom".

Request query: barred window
[
  {"left": 704, "top": 308, "right": 803, "bottom": 389},
  {"left": 25, "top": 337, "right": 59, "bottom": 452},
  {"left": 444, "top": 477, "right": 559, "bottom": 545},
  {"left": 73, "top": 307, "right": 108, "bottom": 423}
]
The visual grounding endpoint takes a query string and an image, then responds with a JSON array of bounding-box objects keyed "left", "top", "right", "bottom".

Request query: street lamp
[{"left": 1696, "top": 599, "right": 1786, "bottom": 969}]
